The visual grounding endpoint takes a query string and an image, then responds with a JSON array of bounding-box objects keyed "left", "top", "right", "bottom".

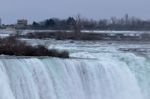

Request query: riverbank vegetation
[
  {"left": 0, "top": 37, "right": 69, "bottom": 58},
  {"left": 15, "top": 14, "right": 150, "bottom": 31}
]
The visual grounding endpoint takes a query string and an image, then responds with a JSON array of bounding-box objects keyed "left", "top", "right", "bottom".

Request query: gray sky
[{"left": 0, "top": 0, "right": 149, "bottom": 24}]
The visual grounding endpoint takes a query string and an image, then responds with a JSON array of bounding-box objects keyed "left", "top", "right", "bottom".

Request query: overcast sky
[{"left": 0, "top": 0, "right": 149, "bottom": 24}]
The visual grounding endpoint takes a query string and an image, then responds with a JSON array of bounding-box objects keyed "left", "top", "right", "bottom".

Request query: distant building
[
  {"left": 17, "top": 19, "right": 28, "bottom": 28},
  {"left": 0, "top": 18, "right": 2, "bottom": 27}
]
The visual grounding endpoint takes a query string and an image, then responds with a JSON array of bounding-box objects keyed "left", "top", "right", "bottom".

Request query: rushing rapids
[{"left": 0, "top": 52, "right": 150, "bottom": 99}]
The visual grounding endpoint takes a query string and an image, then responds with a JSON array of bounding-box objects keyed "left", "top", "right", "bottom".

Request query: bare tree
[{"left": 74, "top": 14, "right": 82, "bottom": 39}]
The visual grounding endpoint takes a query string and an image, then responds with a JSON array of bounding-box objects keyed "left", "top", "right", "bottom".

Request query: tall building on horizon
[{"left": 0, "top": 18, "right": 2, "bottom": 27}]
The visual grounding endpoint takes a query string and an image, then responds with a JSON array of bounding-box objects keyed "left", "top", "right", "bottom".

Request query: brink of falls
[{"left": 0, "top": 52, "right": 150, "bottom": 99}]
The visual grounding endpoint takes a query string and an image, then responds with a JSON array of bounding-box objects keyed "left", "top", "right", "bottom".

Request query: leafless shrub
[{"left": 0, "top": 36, "right": 69, "bottom": 58}]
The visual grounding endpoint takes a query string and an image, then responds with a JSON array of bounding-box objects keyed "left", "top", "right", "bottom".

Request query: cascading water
[{"left": 0, "top": 52, "right": 149, "bottom": 99}]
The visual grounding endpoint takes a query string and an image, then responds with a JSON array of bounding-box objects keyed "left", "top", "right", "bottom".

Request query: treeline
[{"left": 30, "top": 14, "right": 150, "bottom": 30}]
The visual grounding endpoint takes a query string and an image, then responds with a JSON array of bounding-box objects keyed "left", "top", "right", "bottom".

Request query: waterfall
[{"left": 0, "top": 52, "right": 149, "bottom": 99}]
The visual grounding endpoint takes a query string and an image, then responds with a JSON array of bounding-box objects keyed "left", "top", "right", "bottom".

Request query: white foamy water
[
  {"left": 0, "top": 51, "right": 150, "bottom": 99},
  {"left": 1, "top": 39, "right": 150, "bottom": 99}
]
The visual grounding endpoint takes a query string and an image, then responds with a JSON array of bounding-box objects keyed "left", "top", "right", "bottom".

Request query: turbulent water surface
[{"left": 1, "top": 39, "right": 150, "bottom": 99}]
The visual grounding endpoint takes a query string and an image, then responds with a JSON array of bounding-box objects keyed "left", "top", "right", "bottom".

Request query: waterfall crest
[{"left": 0, "top": 53, "right": 149, "bottom": 99}]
